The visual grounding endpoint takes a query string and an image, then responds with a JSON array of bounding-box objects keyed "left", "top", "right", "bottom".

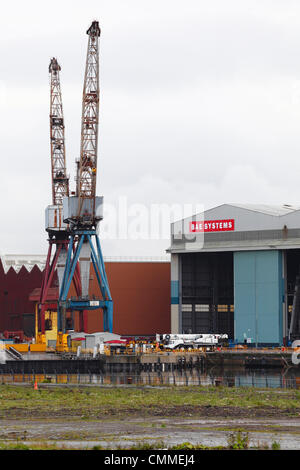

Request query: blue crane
[{"left": 56, "top": 21, "right": 113, "bottom": 347}]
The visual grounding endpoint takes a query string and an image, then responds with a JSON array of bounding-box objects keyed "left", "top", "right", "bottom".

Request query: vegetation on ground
[
  {"left": 0, "top": 384, "right": 299, "bottom": 419},
  {"left": 0, "top": 433, "right": 281, "bottom": 450},
  {"left": 0, "top": 384, "right": 290, "bottom": 450}
]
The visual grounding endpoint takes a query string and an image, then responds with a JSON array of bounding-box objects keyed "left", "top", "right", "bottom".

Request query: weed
[
  {"left": 168, "top": 442, "right": 227, "bottom": 450},
  {"left": 0, "top": 442, "right": 30, "bottom": 450},
  {"left": 169, "top": 442, "right": 198, "bottom": 450},
  {"left": 271, "top": 441, "right": 281, "bottom": 450},
  {"left": 227, "top": 430, "right": 249, "bottom": 450},
  {"left": 42, "top": 378, "right": 51, "bottom": 384},
  {"left": 127, "top": 440, "right": 167, "bottom": 450}
]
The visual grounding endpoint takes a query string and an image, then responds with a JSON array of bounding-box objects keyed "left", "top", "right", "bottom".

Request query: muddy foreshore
[
  {"left": 1, "top": 411, "right": 300, "bottom": 450},
  {"left": 1, "top": 384, "right": 300, "bottom": 449},
  {"left": 1, "top": 403, "right": 300, "bottom": 420}
]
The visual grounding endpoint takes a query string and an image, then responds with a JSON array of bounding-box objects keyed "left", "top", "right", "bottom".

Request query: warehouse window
[
  {"left": 195, "top": 304, "right": 209, "bottom": 312},
  {"left": 218, "top": 305, "right": 228, "bottom": 312},
  {"left": 182, "top": 304, "right": 192, "bottom": 312}
]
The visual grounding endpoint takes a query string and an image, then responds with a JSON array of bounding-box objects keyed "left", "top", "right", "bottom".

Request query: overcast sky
[{"left": 1, "top": 0, "right": 300, "bottom": 257}]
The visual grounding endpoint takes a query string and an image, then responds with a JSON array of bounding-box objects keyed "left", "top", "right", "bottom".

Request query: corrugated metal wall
[
  {"left": 0, "top": 259, "right": 170, "bottom": 337},
  {"left": 234, "top": 250, "right": 283, "bottom": 345},
  {"left": 88, "top": 262, "right": 170, "bottom": 335},
  {"left": 0, "top": 261, "right": 42, "bottom": 336}
]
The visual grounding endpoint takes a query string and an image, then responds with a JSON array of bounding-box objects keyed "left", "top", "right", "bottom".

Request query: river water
[{"left": 1, "top": 367, "right": 300, "bottom": 388}]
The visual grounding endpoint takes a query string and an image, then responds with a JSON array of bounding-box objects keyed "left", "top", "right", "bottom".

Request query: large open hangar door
[
  {"left": 180, "top": 252, "right": 234, "bottom": 339},
  {"left": 286, "top": 249, "right": 300, "bottom": 340}
]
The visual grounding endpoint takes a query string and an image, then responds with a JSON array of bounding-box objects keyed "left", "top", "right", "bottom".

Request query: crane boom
[
  {"left": 58, "top": 20, "right": 113, "bottom": 336},
  {"left": 77, "top": 21, "right": 100, "bottom": 207},
  {"left": 49, "top": 58, "right": 69, "bottom": 206},
  {"left": 38, "top": 58, "right": 78, "bottom": 344}
]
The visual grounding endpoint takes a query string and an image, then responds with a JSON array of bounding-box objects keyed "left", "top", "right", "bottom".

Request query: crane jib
[
  {"left": 49, "top": 57, "right": 69, "bottom": 207},
  {"left": 77, "top": 21, "right": 100, "bottom": 223}
]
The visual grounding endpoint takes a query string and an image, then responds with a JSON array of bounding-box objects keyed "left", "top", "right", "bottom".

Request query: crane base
[{"left": 58, "top": 229, "right": 113, "bottom": 334}]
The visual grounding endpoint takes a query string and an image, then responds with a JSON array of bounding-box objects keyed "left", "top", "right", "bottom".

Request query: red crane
[
  {"left": 49, "top": 57, "right": 69, "bottom": 206},
  {"left": 36, "top": 59, "right": 82, "bottom": 345}
]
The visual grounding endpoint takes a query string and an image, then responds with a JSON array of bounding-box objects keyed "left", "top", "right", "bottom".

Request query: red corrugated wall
[
  {"left": 0, "top": 261, "right": 43, "bottom": 336},
  {"left": 87, "top": 262, "right": 171, "bottom": 335},
  {"left": 0, "top": 259, "right": 170, "bottom": 336}
]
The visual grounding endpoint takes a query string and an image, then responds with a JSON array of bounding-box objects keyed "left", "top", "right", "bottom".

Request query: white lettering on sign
[{"left": 189, "top": 219, "right": 235, "bottom": 233}]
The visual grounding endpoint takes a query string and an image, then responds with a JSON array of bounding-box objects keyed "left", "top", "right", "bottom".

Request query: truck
[{"left": 156, "top": 333, "right": 228, "bottom": 350}]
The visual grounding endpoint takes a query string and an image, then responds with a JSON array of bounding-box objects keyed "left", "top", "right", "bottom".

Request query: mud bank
[{"left": 0, "top": 415, "right": 300, "bottom": 450}]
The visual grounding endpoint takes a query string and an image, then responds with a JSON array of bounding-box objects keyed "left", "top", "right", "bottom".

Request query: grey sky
[{"left": 1, "top": 0, "right": 300, "bottom": 256}]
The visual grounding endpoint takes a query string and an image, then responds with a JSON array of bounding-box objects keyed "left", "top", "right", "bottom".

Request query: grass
[
  {"left": 0, "top": 384, "right": 299, "bottom": 417},
  {"left": 0, "top": 436, "right": 282, "bottom": 450},
  {"left": 0, "top": 441, "right": 65, "bottom": 450},
  {"left": 0, "top": 384, "right": 291, "bottom": 451}
]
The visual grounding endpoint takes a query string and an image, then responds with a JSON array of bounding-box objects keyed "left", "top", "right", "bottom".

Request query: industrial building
[
  {"left": 4, "top": 203, "right": 300, "bottom": 349},
  {"left": 168, "top": 203, "right": 300, "bottom": 346},
  {"left": 0, "top": 255, "right": 170, "bottom": 340}
]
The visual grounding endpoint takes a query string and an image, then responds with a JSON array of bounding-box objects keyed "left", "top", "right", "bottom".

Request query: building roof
[
  {"left": 169, "top": 202, "right": 300, "bottom": 253},
  {"left": 0, "top": 254, "right": 47, "bottom": 274},
  {"left": 29, "top": 287, "right": 58, "bottom": 302},
  {"left": 226, "top": 203, "right": 300, "bottom": 217},
  {"left": 0, "top": 254, "right": 170, "bottom": 274}
]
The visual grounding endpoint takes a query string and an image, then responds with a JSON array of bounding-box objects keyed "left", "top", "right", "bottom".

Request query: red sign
[{"left": 189, "top": 219, "right": 235, "bottom": 233}]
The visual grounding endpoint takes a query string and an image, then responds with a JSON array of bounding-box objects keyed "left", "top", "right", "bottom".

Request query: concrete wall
[{"left": 234, "top": 250, "right": 283, "bottom": 345}]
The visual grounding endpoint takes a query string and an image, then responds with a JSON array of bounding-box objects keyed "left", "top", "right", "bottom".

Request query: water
[{"left": 2, "top": 367, "right": 300, "bottom": 388}]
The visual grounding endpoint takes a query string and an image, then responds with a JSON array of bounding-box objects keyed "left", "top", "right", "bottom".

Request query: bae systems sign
[{"left": 189, "top": 219, "right": 235, "bottom": 233}]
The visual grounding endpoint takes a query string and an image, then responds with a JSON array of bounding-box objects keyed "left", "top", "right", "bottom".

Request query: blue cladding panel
[
  {"left": 235, "top": 282, "right": 256, "bottom": 338},
  {"left": 234, "top": 250, "right": 283, "bottom": 345},
  {"left": 171, "top": 280, "right": 179, "bottom": 305}
]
